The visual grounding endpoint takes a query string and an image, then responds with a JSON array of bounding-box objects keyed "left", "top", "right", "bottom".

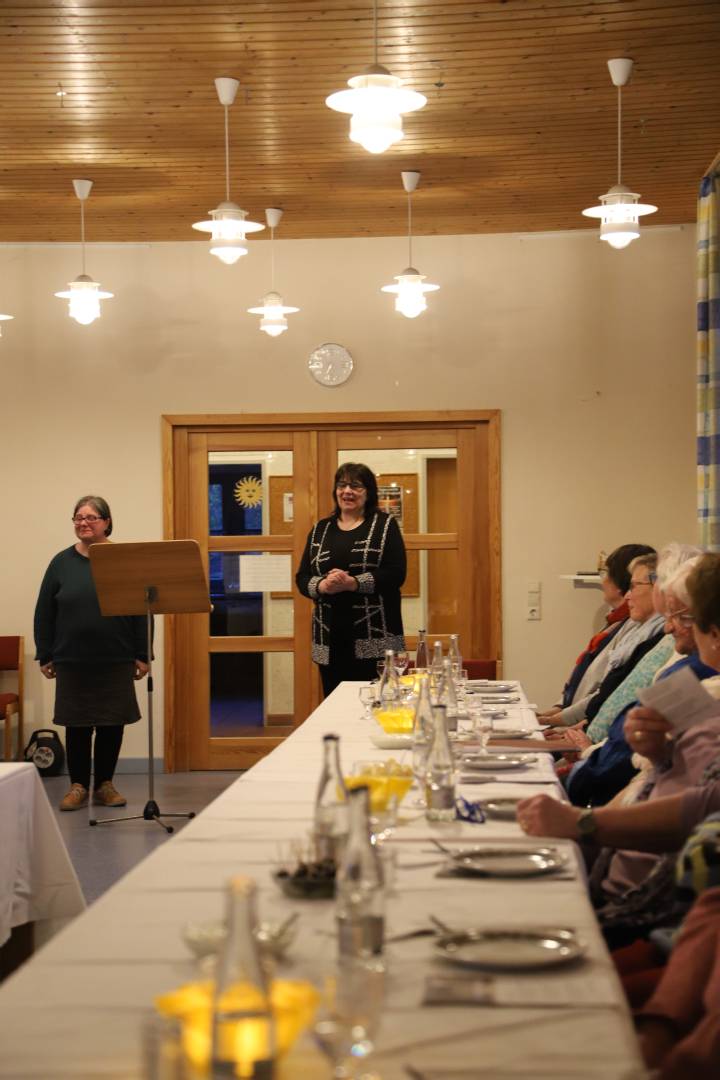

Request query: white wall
[{"left": 0, "top": 225, "right": 697, "bottom": 759}]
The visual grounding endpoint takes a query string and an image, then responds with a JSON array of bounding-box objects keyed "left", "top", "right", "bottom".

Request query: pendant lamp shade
[
  {"left": 192, "top": 78, "right": 263, "bottom": 262},
  {"left": 54, "top": 179, "right": 113, "bottom": 325},
  {"left": 325, "top": 2, "right": 426, "bottom": 154},
  {"left": 0, "top": 312, "right": 14, "bottom": 335},
  {"left": 582, "top": 59, "right": 657, "bottom": 249}
]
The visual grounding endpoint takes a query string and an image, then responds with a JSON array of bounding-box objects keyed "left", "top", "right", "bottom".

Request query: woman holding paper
[{"left": 34, "top": 495, "right": 149, "bottom": 811}]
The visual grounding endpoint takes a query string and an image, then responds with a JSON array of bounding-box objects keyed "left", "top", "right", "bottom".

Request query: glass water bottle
[
  {"left": 448, "top": 634, "right": 463, "bottom": 678},
  {"left": 425, "top": 705, "right": 456, "bottom": 822},
  {"left": 436, "top": 657, "right": 459, "bottom": 733},
  {"left": 335, "top": 785, "right": 385, "bottom": 968},
  {"left": 429, "top": 640, "right": 444, "bottom": 695},
  {"left": 377, "top": 648, "right": 400, "bottom": 707},
  {"left": 411, "top": 674, "right": 434, "bottom": 801},
  {"left": 212, "top": 876, "right": 275, "bottom": 1078},
  {"left": 314, "top": 734, "right": 349, "bottom": 862},
  {"left": 415, "top": 629, "right": 429, "bottom": 671}
]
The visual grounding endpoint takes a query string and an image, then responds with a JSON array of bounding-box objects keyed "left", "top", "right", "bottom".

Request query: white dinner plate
[
  {"left": 488, "top": 728, "right": 536, "bottom": 740},
  {"left": 460, "top": 754, "right": 535, "bottom": 770},
  {"left": 466, "top": 681, "right": 515, "bottom": 692},
  {"left": 370, "top": 733, "right": 413, "bottom": 750},
  {"left": 446, "top": 846, "right": 567, "bottom": 879},
  {"left": 435, "top": 928, "right": 584, "bottom": 970}
]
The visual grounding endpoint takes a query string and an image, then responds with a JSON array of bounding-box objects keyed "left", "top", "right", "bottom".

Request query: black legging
[{"left": 65, "top": 725, "right": 124, "bottom": 790}]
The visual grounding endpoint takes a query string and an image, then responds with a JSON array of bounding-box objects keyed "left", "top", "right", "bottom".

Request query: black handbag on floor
[{"left": 24, "top": 729, "right": 65, "bottom": 776}]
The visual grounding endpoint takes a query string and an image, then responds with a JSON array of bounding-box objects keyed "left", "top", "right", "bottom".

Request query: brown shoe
[
  {"left": 60, "top": 783, "right": 89, "bottom": 811},
  {"left": 93, "top": 781, "right": 127, "bottom": 807}
]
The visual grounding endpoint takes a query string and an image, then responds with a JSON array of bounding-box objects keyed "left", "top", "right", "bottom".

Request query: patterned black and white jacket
[{"left": 295, "top": 511, "right": 406, "bottom": 665}]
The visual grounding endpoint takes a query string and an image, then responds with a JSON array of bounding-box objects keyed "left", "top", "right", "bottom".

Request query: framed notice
[{"left": 377, "top": 473, "right": 418, "bottom": 597}]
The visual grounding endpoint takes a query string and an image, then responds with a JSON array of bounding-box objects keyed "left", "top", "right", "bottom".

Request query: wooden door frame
[{"left": 162, "top": 410, "right": 501, "bottom": 771}]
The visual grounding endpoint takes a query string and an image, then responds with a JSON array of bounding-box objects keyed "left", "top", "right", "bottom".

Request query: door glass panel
[
  {"left": 209, "top": 451, "right": 293, "bottom": 536},
  {"left": 210, "top": 551, "right": 294, "bottom": 636},
  {"left": 338, "top": 448, "right": 456, "bottom": 532},
  {"left": 401, "top": 548, "right": 459, "bottom": 640},
  {"left": 210, "top": 651, "right": 294, "bottom": 738}
]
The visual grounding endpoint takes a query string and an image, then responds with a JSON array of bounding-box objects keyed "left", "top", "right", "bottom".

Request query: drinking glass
[
  {"left": 474, "top": 712, "right": 494, "bottom": 756},
  {"left": 394, "top": 650, "right": 410, "bottom": 676},
  {"left": 358, "top": 685, "right": 376, "bottom": 721},
  {"left": 313, "top": 962, "right": 384, "bottom": 1079}
]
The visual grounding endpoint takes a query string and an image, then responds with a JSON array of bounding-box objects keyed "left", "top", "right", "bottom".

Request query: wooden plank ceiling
[{"left": 0, "top": 0, "right": 718, "bottom": 243}]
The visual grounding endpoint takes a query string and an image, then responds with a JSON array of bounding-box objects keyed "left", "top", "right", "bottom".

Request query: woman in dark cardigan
[
  {"left": 34, "top": 495, "right": 148, "bottom": 811},
  {"left": 296, "top": 462, "right": 407, "bottom": 697}
]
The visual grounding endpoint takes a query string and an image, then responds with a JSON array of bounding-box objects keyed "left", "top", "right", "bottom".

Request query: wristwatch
[{"left": 576, "top": 807, "right": 597, "bottom": 842}]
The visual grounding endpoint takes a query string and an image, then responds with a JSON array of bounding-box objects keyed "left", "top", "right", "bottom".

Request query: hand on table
[
  {"left": 624, "top": 706, "right": 673, "bottom": 764},
  {"left": 516, "top": 794, "right": 581, "bottom": 839},
  {"left": 39, "top": 662, "right": 56, "bottom": 679}
]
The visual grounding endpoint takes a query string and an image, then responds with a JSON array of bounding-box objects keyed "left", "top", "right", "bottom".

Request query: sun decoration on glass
[
  {"left": 325, "top": 0, "right": 426, "bottom": 154},
  {"left": 192, "top": 78, "right": 264, "bottom": 264},
  {"left": 247, "top": 209, "right": 300, "bottom": 337},
  {"left": 381, "top": 171, "right": 439, "bottom": 319},
  {"left": 234, "top": 476, "right": 263, "bottom": 508},
  {"left": 582, "top": 58, "right": 657, "bottom": 250},
  {"left": 54, "top": 180, "right": 113, "bottom": 325}
]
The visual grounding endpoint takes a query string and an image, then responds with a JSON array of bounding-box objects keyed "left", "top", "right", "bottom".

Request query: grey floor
[{"left": 42, "top": 771, "right": 239, "bottom": 905}]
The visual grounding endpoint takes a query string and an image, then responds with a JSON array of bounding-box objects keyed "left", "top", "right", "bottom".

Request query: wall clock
[{"left": 308, "top": 342, "right": 354, "bottom": 387}]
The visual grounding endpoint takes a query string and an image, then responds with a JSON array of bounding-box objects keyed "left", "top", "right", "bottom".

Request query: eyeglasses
[
  {"left": 666, "top": 608, "right": 695, "bottom": 627},
  {"left": 336, "top": 482, "right": 365, "bottom": 492},
  {"left": 627, "top": 579, "right": 653, "bottom": 591},
  {"left": 72, "top": 515, "right": 103, "bottom": 524}
]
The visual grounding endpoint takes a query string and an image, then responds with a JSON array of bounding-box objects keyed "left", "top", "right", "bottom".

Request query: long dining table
[{"left": 0, "top": 682, "right": 645, "bottom": 1079}]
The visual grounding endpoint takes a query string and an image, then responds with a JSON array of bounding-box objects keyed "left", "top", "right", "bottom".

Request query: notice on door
[{"left": 238, "top": 553, "right": 292, "bottom": 593}]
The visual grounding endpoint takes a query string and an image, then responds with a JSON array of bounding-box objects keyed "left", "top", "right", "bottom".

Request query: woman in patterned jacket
[{"left": 296, "top": 462, "right": 406, "bottom": 697}]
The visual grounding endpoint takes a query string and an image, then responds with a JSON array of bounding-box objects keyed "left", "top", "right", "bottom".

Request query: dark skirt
[{"left": 53, "top": 662, "right": 141, "bottom": 727}]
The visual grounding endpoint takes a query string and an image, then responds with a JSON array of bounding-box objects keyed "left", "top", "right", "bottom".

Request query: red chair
[
  {"left": 464, "top": 659, "right": 499, "bottom": 680},
  {"left": 0, "top": 636, "right": 24, "bottom": 761}
]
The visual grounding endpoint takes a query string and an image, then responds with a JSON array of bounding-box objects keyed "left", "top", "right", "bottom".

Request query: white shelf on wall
[{"left": 560, "top": 574, "right": 603, "bottom": 589}]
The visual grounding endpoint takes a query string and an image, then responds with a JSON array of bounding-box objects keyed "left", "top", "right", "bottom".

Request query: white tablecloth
[
  {"left": 0, "top": 687, "right": 645, "bottom": 1079},
  {"left": 0, "top": 763, "right": 85, "bottom": 949}
]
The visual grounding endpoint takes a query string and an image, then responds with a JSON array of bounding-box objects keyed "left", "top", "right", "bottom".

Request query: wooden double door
[{"left": 163, "top": 411, "right": 501, "bottom": 770}]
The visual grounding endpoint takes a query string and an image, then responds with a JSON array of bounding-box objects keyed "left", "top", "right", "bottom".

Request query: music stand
[{"left": 88, "top": 540, "right": 210, "bottom": 833}]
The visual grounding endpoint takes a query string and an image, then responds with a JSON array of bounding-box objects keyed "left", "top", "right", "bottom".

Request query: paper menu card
[{"left": 637, "top": 665, "right": 720, "bottom": 733}]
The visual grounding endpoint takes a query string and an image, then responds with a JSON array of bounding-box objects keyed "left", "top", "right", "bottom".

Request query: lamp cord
[
  {"left": 80, "top": 198, "right": 86, "bottom": 275},
  {"left": 407, "top": 190, "right": 413, "bottom": 267},
  {"left": 617, "top": 84, "right": 622, "bottom": 186},
  {"left": 373, "top": 0, "right": 378, "bottom": 66},
  {"left": 224, "top": 105, "right": 231, "bottom": 202}
]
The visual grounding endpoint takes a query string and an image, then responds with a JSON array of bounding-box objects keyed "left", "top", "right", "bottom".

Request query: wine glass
[
  {"left": 394, "top": 650, "right": 410, "bottom": 677},
  {"left": 358, "top": 685, "right": 376, "bottom": 721},
  {"left": 473, "top": 711, "right": 494, "bottom": 756},
  {"left": 313, "top": 962, "right": 384, "bottom": 1079}
]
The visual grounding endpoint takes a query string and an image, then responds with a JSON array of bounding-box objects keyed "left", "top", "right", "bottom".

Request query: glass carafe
[
  {"left": 212, "top": 875, "right": 275, "bottom": 1078},
  {"left": 314, "top": 734, "right": 349, "bottom": 862},
  {"left": 335, "top": 785, "right": 385, "bottom": 968},
  {"left": 415, "top": 629, "right": 429, "bottom": 671},
  {"left": 425, "top": 705, "right": 456, "bottom": 822}
]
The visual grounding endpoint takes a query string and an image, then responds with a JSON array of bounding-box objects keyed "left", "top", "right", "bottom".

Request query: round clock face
[{"left": 308, "top": 343, "right": 354, "bottom": 387}]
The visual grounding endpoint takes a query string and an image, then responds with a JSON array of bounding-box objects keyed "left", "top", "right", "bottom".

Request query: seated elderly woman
[
  {"left": 565, "top": 556, "right": 714, "bottom": 807},
  {"left": 546, "top": 552, "right": 666, "bottom": 735},
  {"left": 539, "top": 543, "right": 655, "bottom": 725},
  {"left": 517, "top": 551, "right": 720, "bottom": 946}
]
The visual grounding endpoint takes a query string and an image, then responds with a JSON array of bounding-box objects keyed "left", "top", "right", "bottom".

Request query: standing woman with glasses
[
  {"left": 34, "top": 496, "right": 149, "bottom": 810},
  {"left": 296, "top": 463, "right": 407, "bottom": 697}
]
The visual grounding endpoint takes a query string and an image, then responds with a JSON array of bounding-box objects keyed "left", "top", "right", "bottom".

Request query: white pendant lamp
[
  {"left": 582, "top": 58, "right": 657, "bottom": 250},
  {"left": 325, "top": 0, "right": 426, "bottom": 154},
  {"left": 54, "top": 180, "right": 113, "bottom": 325},
  {"left": 247, "top": 208, "right": 299, "bottom": 337},
  {"left": 381, "top": 171, "right": 439, "bottom": 318},
  {"left": 192, "top": 78, "right": 264, "bottom": 264},
  {"left": 0, "top": 312, "right": 13, "bottom": 336}
]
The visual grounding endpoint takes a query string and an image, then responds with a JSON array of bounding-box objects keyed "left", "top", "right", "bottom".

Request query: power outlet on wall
[{"left": 527, "top": 581, "right": 541, "bottom": 620}]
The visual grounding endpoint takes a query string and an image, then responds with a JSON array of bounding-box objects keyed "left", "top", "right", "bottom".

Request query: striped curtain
[{"left": 697, "top": 170, "right": 720, "bottom": 550}]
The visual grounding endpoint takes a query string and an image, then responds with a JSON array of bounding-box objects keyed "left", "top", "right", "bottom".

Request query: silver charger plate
[
  {"left": 435, "top": 928, "right": 584, "bottom": 971},
  {"left": 461, "top": 754, "right": 535, "bottom": 770},
  {"left": 446, "top": 846, "right": 567, "bottom": 878}
]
